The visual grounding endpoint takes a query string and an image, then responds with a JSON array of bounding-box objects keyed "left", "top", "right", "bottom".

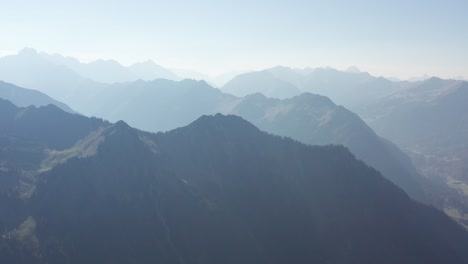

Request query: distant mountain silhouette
[
  {"left": 41, "top": 51, "right": 180, "bottom": 83},
  {"left": 81, "top": 79, "right": 235, "bottom": 132},
  {"left": 407, "top": 74, "right": 431, "bottom": 82},
  {"left": 345, "top": 66, "right": 361, "bottom": 73},
  {"left": 74, "top": 59, "right": 138, "bottom": 83},
  {"left": 0, "top": 48, "right": 105, "bottom": 104},
  {"left": 222, "top": 66, "right": 404, "bottom": 110},
  {"left": 128, "top": 60, "right": 180, "bottom": 81},
  {"left": 211, "top": 70, "right": 249, "bottom": 87},
  {"left": 172, "top": 69, "right": 249, "bottom": 88},
  {"left": 0, "top": 48, "right": 179, "bottom": 109},
  {"left": 171, "top": 68, "right": 210, "bottom": 82},
  {"left": 386, "top": 76, "right": 402, "bottom": 82},
  {"left": 1, "top": 101, "right": 467, "bottom": 263},
  {"left": 223, "top": 69, "right": 302, "bottom": 99},
  {"left": 0, "top": 81, "right": 75, "bottom": 113},
  {"left": 40, "top": 52, "right": 137, "bottom": 83}
]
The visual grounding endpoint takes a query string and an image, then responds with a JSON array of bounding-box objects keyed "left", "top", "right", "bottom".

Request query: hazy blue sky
[{"left": 1, "top": 0, "right": 467, "bottom": 78}]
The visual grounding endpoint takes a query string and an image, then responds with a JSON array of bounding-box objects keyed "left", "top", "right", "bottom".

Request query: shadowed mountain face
[
  {"left": 229, "top": 93, "right": 429, "bottom": 202},
  {"left": 0, "top": 99, "right": 105, "bottom": 151},
  {"left": 222, "top": 70, "right": 468, "bottom": 225},
  {"left": 0, "top": 81, "right": 75, "bottom": 113},
  {"left": 1, "top": 101, "right": 467, "bottom": 264},
  {"left": 0, "top": 99, "right": 107, "bottom": 246},
  {"left": 5, "top": 75, "right": 459, "bottom": 215},
  {"left": 361, "top": 78, "right": 468, "bottom": 222}
]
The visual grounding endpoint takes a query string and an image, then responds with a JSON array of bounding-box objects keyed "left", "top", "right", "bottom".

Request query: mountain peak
[
  {"left": 191, "top": 113, "right": 253, "bottom": 126},
  {"left": 89, "top": 59, "right": 121, "bottom": 66},
  {"left": 114, "top": 120, "right": 131, "bottom": 129},
  {"left": 268, "top": 65, "right": 292, "bottom": 71},
  {"left": 127, "top": 60, "right": 179, "bottom": 81},
  {"left": 346, "top": 66, "right": 361, "bottom": 73},
  {"left": 102, "top": 120, "right": 134, "bottom": 138},
  {"left": 289, "top": 92, "right": 335, "bottom": 107},
  {"left": 141, "top": 59, "right": 157, "bottom": 65},
  {"left": 18, "top": 47, "right": 38, "bottom": 56},
  {"left": 313, "top": 67, "right": 339, "bottom": 74},
  {"left": 130, "top": 59, "right": 158, "bottom": 67},
  {"left": 426, "top": 76, "right": 442, "bottom": 82},
  {"left": 182, "top": 114, "right": 260, "bottom": 137},
  {"left": 408, "top": 74, "right": 430, "bottom": 82},
  {"left": 420, "top": 76, "right": 444, "bottom": 87},
  {"left": 244, "top": 92, "right": 269, "bottom": 101}
]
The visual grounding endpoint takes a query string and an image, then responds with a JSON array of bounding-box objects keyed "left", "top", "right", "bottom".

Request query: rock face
[{"left": 0, "top": 101, "right": 468, "bottom": 264}]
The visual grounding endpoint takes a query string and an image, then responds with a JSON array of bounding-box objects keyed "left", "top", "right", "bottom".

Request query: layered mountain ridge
[{"left": 1, "top": 100, "right": 468, "bottom": 263}]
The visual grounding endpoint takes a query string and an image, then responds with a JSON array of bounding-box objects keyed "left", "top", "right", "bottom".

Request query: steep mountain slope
[
  {"left": 0, "top": 81, "right": 75, "bottom": 113},
  {"left": 0, "top": 99, "right": 107, "bottom": 248},
  {"left": 229, "top": 93, "right": 429, "bottom": 202},
  {"left": 0, "top": 102, "right": 467, "bottom": 263},
  {"left": 0, "top": 99, "right": 105, "bottom": 151}
]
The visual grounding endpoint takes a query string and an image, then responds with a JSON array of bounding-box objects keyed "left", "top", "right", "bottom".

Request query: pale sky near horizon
[{"left": 1, "top": 0, "right": 467, "bottom": 79}]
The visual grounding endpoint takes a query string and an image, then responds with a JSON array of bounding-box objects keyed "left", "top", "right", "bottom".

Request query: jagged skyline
[{"left": 1, "top": 1, "right": 467, "bottom": 79}]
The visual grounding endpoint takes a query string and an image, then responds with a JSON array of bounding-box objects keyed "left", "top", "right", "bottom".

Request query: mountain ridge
[{"left": 1, "top": 103, "right": 467, "bottom": 263}]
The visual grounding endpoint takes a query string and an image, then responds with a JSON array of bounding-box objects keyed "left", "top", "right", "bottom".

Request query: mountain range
[
  {"left": 1, "top": 99, "right": 467, "bottom": 263},
  {"left": 39, "top": 49, "right": 181, "bottom": 83},
  {"left": 2, "top": 77, "right": 465, "bottom": 218},
  {"left": 58, "top": 78, "right": 464, "bottom": 209},
  {"left": 1, "top": 50, "right": 467, "bottom": 225},
  {"left": 221, "top": 67, "right": 468, "bottom": 224},
  {"left": 0, "top": 48, "right": 182, "bottom": 106},
  {"left": 222, "top": 66, "right": 409, "bottom": 111}
]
